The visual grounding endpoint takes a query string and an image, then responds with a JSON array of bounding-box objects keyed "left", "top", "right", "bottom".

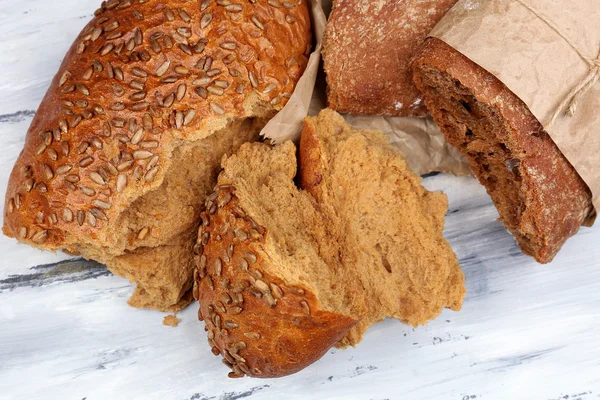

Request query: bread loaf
[
  {"left": 194, "top": 109, "right": 465, "bottom": 378},
  {"left": 322, "top": 0, "right": 457, "bottom": 117},
  {"left": 411, "top": 38, "right": 593, "bottom": 263},
  {"left": 2, "top": 0, "right": 311, "bottom": 311}
]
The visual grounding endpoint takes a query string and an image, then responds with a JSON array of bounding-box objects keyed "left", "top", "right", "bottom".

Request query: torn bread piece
[{"left": 194, "top": 109, "right": 465, "bottom": 378}]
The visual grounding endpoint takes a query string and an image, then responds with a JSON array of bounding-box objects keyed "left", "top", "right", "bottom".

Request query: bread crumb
[{"left": 163, "top": 315, "right": 180, "bottom": 327}]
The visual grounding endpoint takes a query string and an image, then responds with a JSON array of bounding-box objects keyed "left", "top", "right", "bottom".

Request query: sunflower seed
[
  {"left": 286, "top": 15, "right": 296, "bottom": 24},
  {"left": 207, "top": 85, "right": 226, "bottom": 96},
  {"left": 46, "top": 148, "right": 58, "bottom": 161},
  {"left": 93, "top": 199, "right": 111, "bottom": 210},
  {"left": 35, "top": 182, "right": 47, "bottom": 193},
  {"left": 265, "top": 292, "right": 277, "bottom": 307},
  {"left": 59, "top": 71, "right": 71, "bottom": 86},
  {"left": 210, "top": 102, "right": 225, "bottom": 114},
  {"left": 262, "top": 82, "right": 277, "bottom": 94},
  {"left": 114, "top": 174, "right": 126, "bottom": 192},
  {"left": 270, "top": 283, "right": 283, "bottom": 298},
  {"left": 199, "top": 13, "right": 213, "bottom": 29},
  {"left": 131, "top": 128, "right": 144, "bottom": 145},
  {"left": 53, "top": 165, "right": 71, "bottom": 176},
  {"left": 79, "top": 157, "right": 94, "bottom": 168},
  {"left": 32, "top": 230, "right": 48, "bottom": 243},
  {"left": 132, "top": 27, "right": 143, "bottom": 44},
  {"left": 194, "top": 87, "right": 208, "bottom": 99},
  {"left": 178, "top": 109, "right": 195, "bottom": 126},
  {"left": 244, "top": 332, "right": 260, "bottom": 340},
  {"left": 214, "top": 257, "right": 223, "bottom": 276},
  {"left": 206, "top": 68, "right": 221, "bottom": 77},
  {"left": 193, "top": 76, "right": 212, "bottom": 87},
  {"left": 253, "top": 279, "right": 269, "bottom": 292},
  {"left": 251, "top": 15, "right": 264, "bottom": 30},
  {"left": 133, "top": 150, "right": 153, "bottom": 160},
  {"left": 225, "top": 4, "right": 243, "bottom": 12},
  {"left": 114, "top": 67, "right": 124, "bottom": 81},
  {"left": 80, "top": 186, "right": 96, "bottom": 196},
  {"left": 201, "top": 0, "right": 211, "bottom": 11},
  {"left": 300, "top": 300, "right": 310, "bottom": 315},
  {"left": 35, "top": 143, "right": 47, "bottom": 155},
  {"left": 117, "top": 160, "right": 134, "bottom": 171},
  {"left": 65, "top": 174, "right": 80, "bottom": 183},
  {"left": 137, "top": 226, "right": 149, "bottom": 240},
  {"left": 100, "top": 43, "right": 114, "bottom": 56},
  {"left": 41, "top": 164, "right": 54, "bottom": 180},
  {"left": 131, "top": 67, "right": 148, "bottom": 78},
  {"left": 62, "top": 207, "right": 73, "bottom": 222},
  {"left": 82, "top": 66, "right": 94, "bottom": 80},
  {"left": 248, "top": 71, "right": 259, "bottom": 88},
  {"left": 228, "top": 306, "right": 242, "bottom": 315},
  {"left": 86, "top": 211, "right": 97, "bottom": 227},
  {"left": 89, "top": 172, "right": 106, "bottom": 185},
  {"left": 60, "top": 89, "right": 74, "bottom": 100},
  {"left": 162, "top": 93, "right": 175, "bottom": 108},
  {"left": 287, "top": 286, "right": 305, "bottom": 295},
  {"left": 144, "top": 166, "right": 158, "bottom": 181},
  {"left": 106, "top": 162, "right": 118, "bottom": 176},
  {"left": 155, "top": 60, "right": 171, "bottom": 76}
]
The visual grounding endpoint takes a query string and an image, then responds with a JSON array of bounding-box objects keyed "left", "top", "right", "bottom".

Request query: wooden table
[{"left": 1, "top": 1, "right": 599, "bottom": 399}]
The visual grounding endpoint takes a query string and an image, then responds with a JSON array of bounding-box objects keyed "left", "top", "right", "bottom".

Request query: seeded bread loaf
[
  {"left": 193, "top": 109, "right": 465, "bottom": 378},
  {"left": 2, "top": 0, "right": 311, "bottom": 311},
  {"left": 411, "top": 38, "right": 593, "bottom": 263},
  {"left": 322, "top": 0, "right": 457, "bottom": 116}
]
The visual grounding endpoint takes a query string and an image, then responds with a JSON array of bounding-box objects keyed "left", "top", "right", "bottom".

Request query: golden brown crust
[
  {"left": 298, "top": 118, "right": 324, "bottom": 195},
  {"left": 2, "top": 0, "right": 311, "bottom": 310},
  {"left": 411, "top": 38, "right": 593, "bottom": 262},
  {"left": 3, "top": 0, "right": 310, "bottom": 250},
  {"left": 194, "top": 186, "right": 359, "bottom": 378},
  {"left": 323, "top": 0, "right": 456, "bottom": 117}
]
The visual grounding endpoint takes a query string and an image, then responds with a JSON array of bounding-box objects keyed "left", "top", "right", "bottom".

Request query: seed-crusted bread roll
[
  {"left": 411, "top": 38, "right": 593, "bottom": 263},
  {"left": 2, "top": 0, "right": 311, "bottom": 311},
  {"left": 194, "top": 109, "right": 465, "bottom": 378},
  {"left": 323, "top": 0, "right": 457, "bottom": 117}
]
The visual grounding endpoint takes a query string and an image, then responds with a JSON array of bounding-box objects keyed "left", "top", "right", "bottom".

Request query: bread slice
[
  {"left": 323, "top": 0, "right": 457, "bottom": 116},
  {"left": 194, "top": 109, "right": 465, "bottom": 378},
  {"left": 2, "top": 1, "right": 311, "bottom": 311},
  {"left": 411, "top": 38, "right": 593, "bottom": 263}
]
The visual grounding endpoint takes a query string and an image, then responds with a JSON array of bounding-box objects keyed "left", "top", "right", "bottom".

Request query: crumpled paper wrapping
[
  {"left": 262, "top": 0, "right": 471, "bottom": 177},
  {"left": 431, "top": 0, "right": 600, "bottom": 221}
]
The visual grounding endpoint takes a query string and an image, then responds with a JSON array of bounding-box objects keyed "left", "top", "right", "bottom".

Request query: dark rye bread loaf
[
  {"left": 323, "top": 0, "right": 457, "bottom": 116},
  {"left": 411, "top": 38, "right": 593, "bottom": 263},
  {"left": 2, "top": 0, "right": 311, "bottom": 311},
  {"left": 193, "top": 109, "right": 465, "bottom": 378}
]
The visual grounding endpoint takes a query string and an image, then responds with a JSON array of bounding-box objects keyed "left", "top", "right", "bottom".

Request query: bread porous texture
[
  {"left": 2, "top": 0, "right": 311, "bottom": 311},
  {"left": 411, "top": 38, "right": 593, "bottom": 263},
  {"left": 194, "top": 109, "right": 465, "bottom": 378}
]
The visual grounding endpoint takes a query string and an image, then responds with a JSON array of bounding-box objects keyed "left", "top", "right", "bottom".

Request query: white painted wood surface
[{"left": 1, "top": 1, "right": 600, "bottom": 399}]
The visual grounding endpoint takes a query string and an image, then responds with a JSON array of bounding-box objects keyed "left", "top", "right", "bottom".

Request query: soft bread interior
[
  {"left": 216, "top": 142, "right": 349, "bottom": 317},
  {"left": 75, "top": 117, "right": 269, "bottom": 310},
  {"left": 216, "top": 109, "right": 465, "bottom": 346},
  {"left": 411, "top": 38, "right": 593, "bottom": 263}
]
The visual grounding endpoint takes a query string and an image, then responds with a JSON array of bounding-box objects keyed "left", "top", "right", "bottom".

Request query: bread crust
[
  {"left": 194, "top": 186, "right": 359, "bottom": 378},
  {"left": 2, "top": 0, "right": 311, "bottom": 309},
  {"left": 411, "top": 38, "right": 593, "bottom": 262},
  {"left": 323, "top": 0, "right": 456, "bottom": 117}
]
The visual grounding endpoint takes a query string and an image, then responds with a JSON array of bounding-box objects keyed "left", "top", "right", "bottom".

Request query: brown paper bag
[
  {"left": 262, "top": 0, "right": 471, "bottom": 177},
  {"left": 430, "top": 0, "right": 600, "bottom": 219}
]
